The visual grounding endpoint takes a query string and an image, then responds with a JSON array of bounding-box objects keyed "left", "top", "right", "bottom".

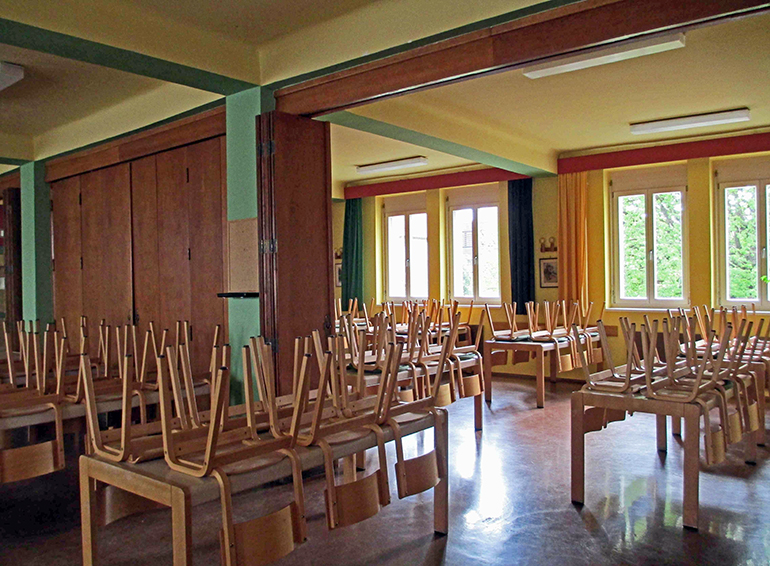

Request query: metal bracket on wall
[{"left": 259, "top": 239, "right": 278, "bottom": 254}]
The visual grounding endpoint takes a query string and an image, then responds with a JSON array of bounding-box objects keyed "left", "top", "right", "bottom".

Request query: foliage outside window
[
  {"left": 449, "top": 205, "right": 500, "bottom": 302},
  {"left": 718, "top": 180, "right": 770, "bottom": 307},
  {"left": 385, "top": 211, "right": 429, "bottom": 300},
  {"left": 612, "top": 187, "right": 687, "bottom": 307}
]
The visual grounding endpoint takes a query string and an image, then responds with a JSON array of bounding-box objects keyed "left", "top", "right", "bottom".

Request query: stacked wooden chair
[{"left": 0, "top": 321, "right": 65, "bottom": 484}]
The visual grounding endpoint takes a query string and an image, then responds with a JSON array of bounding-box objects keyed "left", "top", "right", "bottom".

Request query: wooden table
[
  {"left": 482, "top": 335, "right": 601, "bottom": 408},
  {"left": 571, "top": 366, "right": 766, "bottom": 530},
  {"left": 80, "top": 411, "right": 448, "bottom": 565}
]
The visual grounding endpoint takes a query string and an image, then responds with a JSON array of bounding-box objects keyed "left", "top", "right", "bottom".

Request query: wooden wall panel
[
  {"left": 187, "top": 138, "right": 225, "bottom": 376},
  {"left": 156, "top": 147, "right": 191, "bottom": 336},
  {"left": 51, "top": 176, "right": 83, "bottom": 332},
  {"left": 81, "top": 164, "right": 133, "bottom": 353},
  {"left": 130, "top": 156, "right": 160, "bottom": 339},
  {"left": 3, "top": 189, "right": 22, "bottom": 343}
]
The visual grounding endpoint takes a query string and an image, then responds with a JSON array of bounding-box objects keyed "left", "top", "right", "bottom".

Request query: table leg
[
  {"left": 474, "top": 393, "right": 482, "bottom": 431},
  {"left": 571, "top": 392, "right": 585, "bottom": 504},
  {"left": 683, "top": 404, "right": 700, "bottom": 529},
  {"left": 536, "top": 348, "right": 545, "bottom": 408},
  {"left": 671, "top": 416, "right": 682, "bottom": 437},
  {"left": 483, "top": 341, "right": 493, "bottom": 403},
  {"left": 434, "top": 409, "right": 449, "bottom": 535},
  {"left": 656, "top": 415, "right": 667, "bottom": 452},
  {"left": 756, "top": 364, "right": 766, "bottom": 447},
  {"left": 80, "top": 457, "right": 98, "bottom": 566},
  {"left": 171, "top": 487, "right": 192, "bottom": 566}
]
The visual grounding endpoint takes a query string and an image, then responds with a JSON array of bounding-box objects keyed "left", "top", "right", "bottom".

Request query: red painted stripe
[
  {"left": 345, "top": 167, "right": 529, "bottom": 199},
  {"left": 558, "top": 132, "right": 770, "bottom": 174}
]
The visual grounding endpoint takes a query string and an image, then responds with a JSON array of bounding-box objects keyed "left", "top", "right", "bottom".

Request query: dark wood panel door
[
  {"left": 156, "top": 146, "right": 191, "bottom": 336},
  {"left": 81, "top": 164, "right": 133, "bottom": 346},
  {"left": 258, "top": 111, "right": 333, "bottom": 395},
  {"left": 51, "top": 176, "right": 83, "bottom": 332},
  {"left": 130, "top": 156, "right": 160, "bottom": 339},
  {"left": 186, "top": 138, "right": 225, "bottom": 376},
  {"left": 3, "top": 188, "right": 22, "bottom": 343}
]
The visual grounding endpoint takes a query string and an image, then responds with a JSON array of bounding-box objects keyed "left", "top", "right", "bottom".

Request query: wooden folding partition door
[{"left": 257, "top": 111, "right": 334, "bottom": 395}]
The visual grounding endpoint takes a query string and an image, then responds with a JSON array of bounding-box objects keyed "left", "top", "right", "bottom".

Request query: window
[
  {"left": 717, "top": 179, "right": 770, "bottom": 308},
  {"left": 384, "top": 211, "right": 429, "bottom": 300},
  {"left": 611, "top": 186, "right": 687, "bottom": 307},
  {"left": 448, "top": 204, "right": 500, "bottom": 302}
]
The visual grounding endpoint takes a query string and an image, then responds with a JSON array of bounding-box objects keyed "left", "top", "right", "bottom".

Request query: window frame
[
  {"left": 716, "top": 177, "right": 770, "bottom": 309},
  {"left": 382, "top": 208, "right": 429, "bottom": 302},
  {"left": 610, "top": 184, "right": 689, "bottom": 308},
  {"left": 447, "top": 202, "right": 502, "bottom": 304}
]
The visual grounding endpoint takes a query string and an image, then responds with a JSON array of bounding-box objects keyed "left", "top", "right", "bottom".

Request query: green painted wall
[
  {"left": 20, "top": 161, "right": 53, "bottom": 323},
  {"left": 225, "top": 86, "right": 262, "bottom": 402}
]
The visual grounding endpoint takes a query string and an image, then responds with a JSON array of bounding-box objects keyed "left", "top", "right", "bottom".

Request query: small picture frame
[
  {"left": 539, "top": 258, "right": 558, "bottom": 288},
  {"left": 335, "top": 261, "right": 343, "bottom": 287}
]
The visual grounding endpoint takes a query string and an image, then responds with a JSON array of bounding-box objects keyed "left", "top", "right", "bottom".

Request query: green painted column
[
  {"left": 20, "top": 161, "right": 53, "bottom": 324},
  {"left": 225, "top": 86, "right": 262, "bottom": 402}
]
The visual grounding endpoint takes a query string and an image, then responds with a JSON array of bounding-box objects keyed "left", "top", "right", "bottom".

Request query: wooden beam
[
  {"left": 345, "top": 167, "right": 528, "bottom": 199},
  {"left": 0, "top": 172, "right": 20, "bottom": 191},
  {"left": 558, "top": 131, "right": 770, "bottom": 173},
  {"left": 276, "top": 0, "right": 770, "bottom": 116},
  {"left": 45, "top": 107, "right": 226, "bottom": 182}
]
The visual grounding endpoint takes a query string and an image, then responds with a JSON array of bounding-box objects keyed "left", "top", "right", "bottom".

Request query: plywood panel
[
  {"left": 156, "top": 146, "right": 191, "bottom": 336},
  {"left": 130, "top": 156, "right": 160, "bottom": 338},
  {"left": 228, "top": 218, "right": 259, "bottom": 293},
  {"left": 51, "top": 176, "right": 83, "bottom": 331},
  {"left": 187, "top": 138, "right": 225, "bottom": 376}
]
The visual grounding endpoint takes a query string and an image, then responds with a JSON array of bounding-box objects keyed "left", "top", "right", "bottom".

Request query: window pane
[
  {"left": 477, "top": 206, "right": 500, "bottom": 298},
  {"left": 725, "top": 185, "right": 758, "bottom": 301},
  {"left": 387, "top": 215, "right": 406, "bottom": 298},
  {"left": 652, "top": 192, "right": 684, "bottom": 299},
  {"left": 452, "top": 208, "right": 474, "bottom": 298},
  {"left": 409, "top": 213, "right": 429, "bottom": 298},
  {"left": 618, "top": 194, "right": 647, "bottom": 299}
]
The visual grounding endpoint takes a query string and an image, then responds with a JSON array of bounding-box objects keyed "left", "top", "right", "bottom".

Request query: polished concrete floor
[{"left": 1, "top": 377, "right": 769, "bottom": 565}]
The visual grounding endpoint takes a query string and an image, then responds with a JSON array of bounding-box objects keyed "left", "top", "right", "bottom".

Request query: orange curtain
[{"left": 558, "top": 172, "right": 588, "bottom": 309}]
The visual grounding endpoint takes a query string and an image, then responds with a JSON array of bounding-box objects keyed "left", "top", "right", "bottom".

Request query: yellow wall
[
  {"left": 331, "top": 200, "right": 345, "bottom": 301},
  {"left": 533, "top": 176, "right": 559, "bottom": 304}
]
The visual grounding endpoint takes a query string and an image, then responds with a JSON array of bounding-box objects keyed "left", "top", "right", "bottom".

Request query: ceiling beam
[
  {"left": 276, "top": 0, "right": 770, "bottom": 116},
  {"left": 345, "top": 167, "right": 528, "bottom": 199},
  {"left": 320, "top": 110, "right": 553, "bottom": 177},
  {"left": 558, "top": 131, "right": 770, "bottom": 173},
  {"left": 0, "top": 17, "right": 256, "bottom": 94}
]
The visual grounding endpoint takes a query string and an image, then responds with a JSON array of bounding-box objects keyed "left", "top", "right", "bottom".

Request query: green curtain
[{"left": 341, "top": 198, "right": 364, "bottom": 305}]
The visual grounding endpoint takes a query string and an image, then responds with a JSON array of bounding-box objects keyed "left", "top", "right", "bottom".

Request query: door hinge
[
  {"left": 266, "top": 140, "right": 275, "bottom": 156},
  {"left": 186, "top": 168, "right": 190, "bottom": 183},
  {"left": 187, "top": 248, "right": 191, "bottom": 260},
  {"left": 189, "top": 325, "right": 193, "bottom": 341},
  {"left": 259, "top": 239, "right": 278, "bottom": 253},
  {"left": 133, "top": 310, "right": 140, "bottom": 325},
  {"left": 78, "top": 193, "right": 82, "bottom": 205},
  {"left": 80, "top": 257, "right": 83, "bottom": 269},
  {"left": 51, "top": 258, "right": 55, "bottom": 272}
]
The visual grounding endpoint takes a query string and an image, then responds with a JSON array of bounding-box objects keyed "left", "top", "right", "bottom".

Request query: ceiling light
[
  {"left": 522, "top": 33, "right": 685, "bottom": 79},
  {"left": 356, "top": 156, "right": 428, "bottom": 174},
  {"left": 0, "top": 62, "right": 24, "bottom": 91},
  {"left": 630, "top": 108, "right": 751, "bottom": 135}
]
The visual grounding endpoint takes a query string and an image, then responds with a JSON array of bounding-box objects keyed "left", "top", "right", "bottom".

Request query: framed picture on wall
[
  {"left": 539, "top": 258, "right": 558, "bottom": 288},
  {"left": 335, "top": 261, "right": 343, "bottom": 287}
]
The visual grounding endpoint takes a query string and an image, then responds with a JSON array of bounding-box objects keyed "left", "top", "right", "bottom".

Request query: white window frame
[
  {"left": 447, "top": 202, "right": 502, "bottom": 304},
  {"left": 383, "top": 209, "right": 429, "bottom": 301},
  {"left": 716, "top": 177, "right": 770, "bottom": 309},
  {"left": 610, "top": 185, "right": 689, "bottom": 308}
]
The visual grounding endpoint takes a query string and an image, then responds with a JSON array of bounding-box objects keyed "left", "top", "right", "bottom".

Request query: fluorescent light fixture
[
  {"left": 356, "top": 156, "right": 428, "bottom": 174},
  {"left": 0, "top": 62, "right": 24, "bottom": 91},
  {"left": 630, "top": 108, "right": 751, "bottom": 135},
  {"left": 522, "top": 33, "right": 685, "bottom": 79}
]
